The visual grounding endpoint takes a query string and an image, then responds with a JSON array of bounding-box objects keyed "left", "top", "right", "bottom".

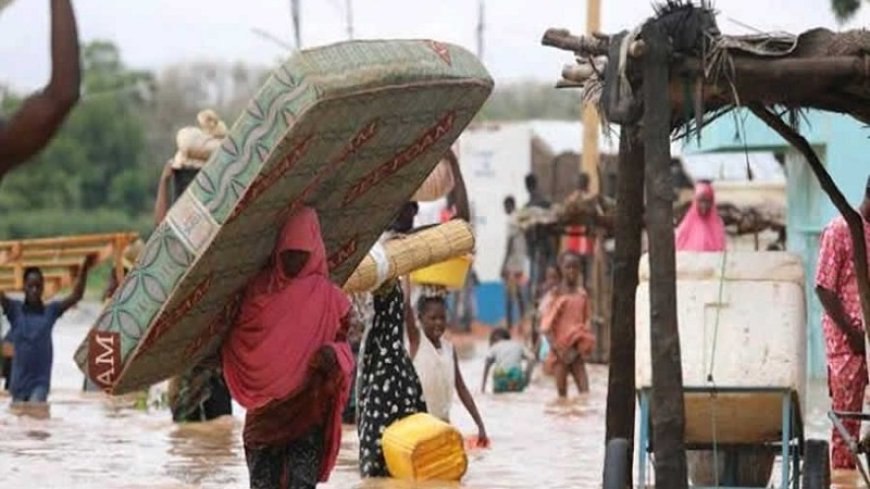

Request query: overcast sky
[{"left": 1, "top": 0, "right": 867, "bottom": 91}]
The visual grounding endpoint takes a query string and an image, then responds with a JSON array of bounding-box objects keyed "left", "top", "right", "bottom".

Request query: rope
[
  {"left": 707, "top": 250, "right": 728, "bottom": 380},
  {"left": 706, "top": 249, "right": 729, "bottom": 487}
]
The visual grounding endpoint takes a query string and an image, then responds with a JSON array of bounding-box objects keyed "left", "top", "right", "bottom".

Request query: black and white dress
[{"left": 357, "top": 282, "right": 427, "bottom": 477}]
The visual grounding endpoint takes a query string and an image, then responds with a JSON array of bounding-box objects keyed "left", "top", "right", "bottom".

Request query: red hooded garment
[{"left": 222, "top": 206, "right": 352, "bottom": 482}]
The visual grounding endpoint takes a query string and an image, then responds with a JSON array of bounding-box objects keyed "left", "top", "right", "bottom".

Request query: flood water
[
  {"left": 0, "top": 303, "right": 615, "bottom": 488},
  {"left": 0, "top": 302, "right": 841, "bottom": 488}
]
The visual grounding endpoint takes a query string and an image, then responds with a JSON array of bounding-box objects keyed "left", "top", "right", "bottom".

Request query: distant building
[{"left": 447, "top": 120, "right": 617, "bottom": 325}]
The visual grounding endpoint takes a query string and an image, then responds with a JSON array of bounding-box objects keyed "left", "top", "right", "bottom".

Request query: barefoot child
[
  {"left": 540, "top": 253, "right": 595, "bottom": 397},
  {"left": 406, "top": 289, "right": 488, "bottom": 444},
  {"left": 535, "top": 264, "right": 561, "bottom": 369},
  {"left": 481, "top": 328, "right": 535, "bottom": 394}
]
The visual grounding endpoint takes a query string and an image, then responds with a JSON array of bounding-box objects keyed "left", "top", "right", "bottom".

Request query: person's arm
[
  {"left": 0, "top": 0, "right": 80, "bottom": 177},
  {"left": 454, "top": 350, "right": 487, "bottom": 442},
  {"left": 446, "top": 150, "right": 470, "bottom": 222},
  {"left": 481, "top": 356, "right": 495, "bottom": 393},
  {"left": 153, "top": 160, "right": 174, "bottom": 225},
  {"left": 58, "top": 254, "right": 96, "bottom": 314},
  {"left": 814, "top": 224, "right": 863, "bottom": 353},
  {"left": 817, "top": 286, "right": 864, "bottom": 353},
  {"left": 402, "top": 277, "right": 421, "bottom": 360},
  {"left": 102, "top": 271, "right": 119, "bottom": 303}
]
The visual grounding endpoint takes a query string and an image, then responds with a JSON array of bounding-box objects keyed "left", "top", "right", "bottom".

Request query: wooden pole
[
  {"left": 346, "top": 0, "right": 354, "bottom": 40},
  {"left": 642, "top": 21, "right": 688, "bottom": 489},
  {"left": 290, "top": 0, "right": 302, "bottom": 49},
  {"left": 582, "top": 0, "right": 601, "bottom": 193},
  {"left": 750, "top": 104, "right": 870, "bottom": 333},
  {"left": 604, "top": 124, "right": 644, "bottom": 486},
  {"left": 477, "top": 0, "right": 485, "bottom": 60}
]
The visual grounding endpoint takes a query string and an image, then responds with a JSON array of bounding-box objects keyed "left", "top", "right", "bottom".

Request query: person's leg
[
  {"left": 285, "top": 428, "right": 323, "bottom": 489},
  {"left": 202, "top": 376, "right": 233, "bottom": 420},
  {"left": 246, "top": 444, "right": 285, "bottom": 489},
  {"left": 27, "top": 385, "right": 49, "bottom": 403},
  {"left": 829, "top": 355, "right": 867, "bottom": 470},
  {"left": 553, "top": 361, "right": 569, "bottom": 398},
  {"left": 505, "top": 278, "right": 516, "bottom": 330},
  {"left": 515, "top": 274, "right": 526, "bottom": 322},
  {"left": 569, "top": 355, "right": 590, "bottom": 393},
  {"left": 3, "top": 356, "right": 12, "bottom": 391}
]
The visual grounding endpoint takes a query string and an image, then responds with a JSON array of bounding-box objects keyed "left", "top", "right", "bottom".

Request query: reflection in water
[{"left": 0, "top": 307, "right": 832, "bottom": 488}]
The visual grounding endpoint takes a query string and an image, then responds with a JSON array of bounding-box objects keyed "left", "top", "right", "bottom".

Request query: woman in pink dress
[
  {"left": 540, "top": 253, "right": 596, "bottom": 397},
  {"left": 675, "top": 182, "right": 726, "bottom": 252}
]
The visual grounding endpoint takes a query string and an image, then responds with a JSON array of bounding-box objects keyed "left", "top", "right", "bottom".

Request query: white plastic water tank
[{"left": 635, "top": 251, "right": 807, "bottom": 410}]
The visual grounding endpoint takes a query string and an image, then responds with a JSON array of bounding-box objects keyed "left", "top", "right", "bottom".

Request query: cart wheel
[
  {"left": 802, "top": 439, "right": 831, "bottom": 489},
  {"left": 603, "top": 438, "right": 630, "bottom": 489}
]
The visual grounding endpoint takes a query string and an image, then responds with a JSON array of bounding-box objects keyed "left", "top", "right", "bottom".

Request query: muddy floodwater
[{"left": 0, "top": 303, "right": 832, "bottom": 488}]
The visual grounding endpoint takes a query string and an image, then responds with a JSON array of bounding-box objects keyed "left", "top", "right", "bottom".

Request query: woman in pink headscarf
[
  {"left": 223, "top": 207, "right": 353, "bottom": 489},
  {"left": 675, "top": 182, "right": 726, "bottom": 252}
]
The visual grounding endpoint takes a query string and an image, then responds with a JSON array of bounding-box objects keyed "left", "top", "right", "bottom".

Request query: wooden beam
[
  {"left": 541, "top": 28, "right": 609, "bottom": 56},
  {"left": 670, "top": 56, "right": 870, "bottom": 124},
  {"left": 749, "top": 104, "right": 870, "bottom": 336},
  {"left": 642, "top": 21, "right": 688, "bottom": 489},
  {"left": 605, "top": 124, "right": 644, "bottom": 486},
  {"left": 679, "top": 56, "right": 866, "bottom": 86}
]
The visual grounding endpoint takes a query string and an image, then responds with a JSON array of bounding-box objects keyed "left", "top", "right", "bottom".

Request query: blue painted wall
[
  {"left": 476, "top": 282, "right": 506, "bottom": 325},
  {"left": 686, "top": 110, "right": 870, "bottom": 378}
]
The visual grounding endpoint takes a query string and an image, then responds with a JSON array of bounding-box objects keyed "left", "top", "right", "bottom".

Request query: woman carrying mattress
[{"left": 223, "top": 207, "right": 354, "bottom": 489}]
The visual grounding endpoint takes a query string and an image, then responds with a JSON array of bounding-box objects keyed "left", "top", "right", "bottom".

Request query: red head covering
[
  {"left": 222, "top": 207, "right": 351, "bottom": 481},
  {"left": 675, "top": 182, "right": 726, "bottom": 252}
]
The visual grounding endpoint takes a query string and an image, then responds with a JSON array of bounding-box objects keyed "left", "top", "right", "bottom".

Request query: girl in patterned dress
[{"left": 357, "top": 279, "right": 427, "bottom": 477}]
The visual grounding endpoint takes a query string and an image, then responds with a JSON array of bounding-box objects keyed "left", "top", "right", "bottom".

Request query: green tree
[
  {"left": 832, "top": 0, "right": 867, "bottom": 21},
  {"left": 0, "top": 40, "right": 157, "bottom": 237},
  {"left": 477, "top": 81, "right": 583, "bottom": 121}
]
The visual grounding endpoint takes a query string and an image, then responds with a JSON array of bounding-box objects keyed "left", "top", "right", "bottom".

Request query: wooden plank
[
  {"left": 684, "top": 392, "right": 787, "bottom": 444},
  {"left": 12, "top": 246, "right": 107, "bottom": 259},
  {"left": 0, "top": 232, "right": 137, "bottom": 298},
  {"left": 0, "top": 258, "right": 86, "bottom": 270},
  {"left": 0, "top": 232, "right": 137, "bottom": 249}
]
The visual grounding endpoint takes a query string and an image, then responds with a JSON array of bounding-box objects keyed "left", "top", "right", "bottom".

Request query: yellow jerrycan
[{"left": 382, "top": 413, "right": 468, "bottom": 481}]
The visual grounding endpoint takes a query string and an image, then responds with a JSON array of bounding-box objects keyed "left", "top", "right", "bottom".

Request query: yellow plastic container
[
  {"left": 382, "top": 413, "right": 468, "bottom": 481},
  {"left": 410, "top": 255, "right": 472, "bottom": 289}
]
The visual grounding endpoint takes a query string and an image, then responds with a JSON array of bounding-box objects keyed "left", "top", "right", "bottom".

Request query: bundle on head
[{"left": 172, "top": 109, "right": 228, "bottom": 170}]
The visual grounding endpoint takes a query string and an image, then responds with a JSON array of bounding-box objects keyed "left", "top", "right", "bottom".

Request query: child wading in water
[
  {"left": 540, "top": 253, "right": 595, "bottom": 397},
  {"left": 481, "top": 328, "right": 535, "bottom": 394},
  {"left": 406, "top": 288, "right": 488, "bottom": 443}
]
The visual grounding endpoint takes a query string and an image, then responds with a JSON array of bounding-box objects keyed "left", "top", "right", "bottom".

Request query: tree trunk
[
  {"left": 642, "top": 21, "right": 688, "bottom": 489},
  {"left": 604, "top": 124, "right": 644, "bottom": 486}
]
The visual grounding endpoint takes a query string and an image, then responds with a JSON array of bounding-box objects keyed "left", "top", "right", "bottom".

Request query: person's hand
[
  {"left": 475, "top": 428, "right": 490, "bottom": 448},
  {"left": 848, "top": 327, "right": 866, "bottom": 355}
]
